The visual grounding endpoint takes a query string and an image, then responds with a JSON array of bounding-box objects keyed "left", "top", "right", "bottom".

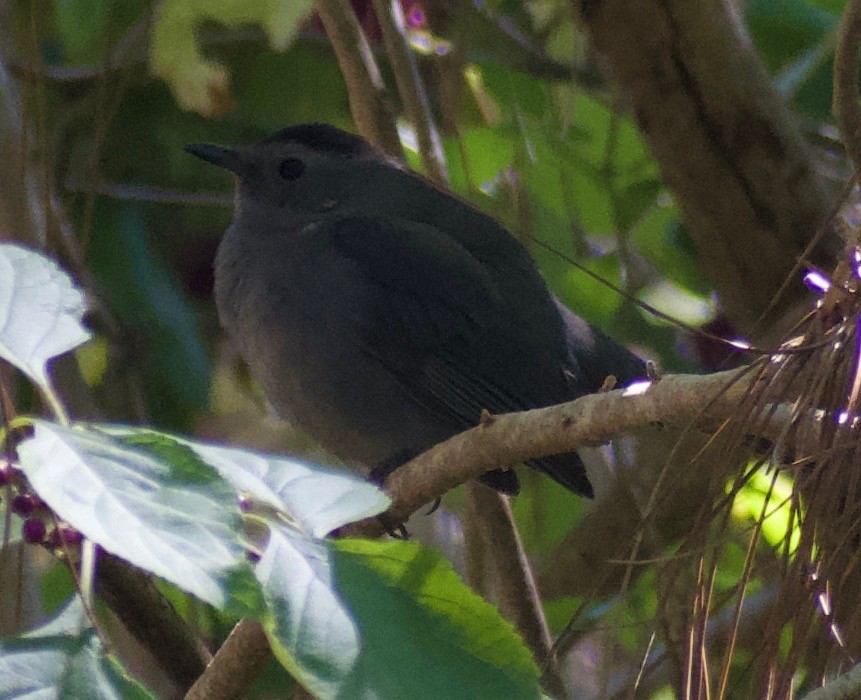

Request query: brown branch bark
[
  {"left": 573, "top": 0, "right": 836, "bottom": 333},
  {"left": 466, "top": 484, "right": 565, "bottom": 698},
  {"left": 97, "top": 554, "right": 212, "bottom": 690},
  {"left": 834, "top": 0, "right": 861, "bottom": 180},
  {"left": 365, "top": 366, "right": 766, "bottom": 529},
  {"left": 179, "top": 365, "right": 775, "bottom": 697},
  {"left": 185, "top": 619, "right": 271, "bottom": 700},
  {"left": 313, "top": 0, "right": 402, "bottom": 157}
]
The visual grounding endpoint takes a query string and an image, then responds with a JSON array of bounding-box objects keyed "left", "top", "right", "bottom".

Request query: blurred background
[{"left": 0, "top": 0, "right": 853, "bottom": 697}]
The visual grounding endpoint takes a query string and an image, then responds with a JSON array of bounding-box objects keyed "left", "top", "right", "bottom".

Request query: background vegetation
[{"left": 0, "top": 0, "right": 858, "bottom": 698}]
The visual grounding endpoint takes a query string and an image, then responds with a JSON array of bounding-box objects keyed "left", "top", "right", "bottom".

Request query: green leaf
[
  {"left": 53, "top": 0, "right": 110, "bottom": 63},
  {"left": 630, "top": 209, "right": 713, "bottom": 297},
  {"left": 259, "top": 535, "right": 542, "bottom": 699},
  {"left": 0, "top": 596, "right": 153, "bottom": 699},
  {"left": 331, "top": 538, "right": 542, "bottom": 699},
  {"left": 615, "top": 179, "right": 663, "bottom": 233},
  {"left": 16, "top": 420, "right": 246, "bottom": 607},
  {"left": 746, "top": 0, "right": 836, "bottom": 70},
  {"left": 87, "top": 201, "right": 211, "bottom": 428},
  {"left": 150, "top": 0, "right": 314, "bottom": 115},
  {"left": 0, "top": 243, "right": 90, "bottom": 390},
  {"left": 511, "top": 469, "right": 586, "bottom": 555},
  {"left": 41, "top": 561, "right": 78, "bottom": 616}
]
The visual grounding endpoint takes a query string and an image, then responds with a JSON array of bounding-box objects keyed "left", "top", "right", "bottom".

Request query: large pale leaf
[
  {"left": 16, "top": 420, "right": 245, "bottom": 607},
  {"left": 0, "top": 596, "right": 152, "bottom": 699},
  {"left": 257, "top": 523, "right": 360, "bottom": 699},
  {"left": 0, "top": 244, "right": 90, "bottom": 388},
  {"left": 184, "top": 440, "right": 390, "bottom": 538},
  {"left": 97, "top": 426, "right": 390, "bottom": 537}
]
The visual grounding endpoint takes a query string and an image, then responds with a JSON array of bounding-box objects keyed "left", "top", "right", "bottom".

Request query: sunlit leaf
[
  {"left": 0, "top": 244, "right": 90, "bottom": 389},
  {"left": 257, "top": 523, "right": 360, "bottom": 699},
  {"left": 16, "top": 420, "right": 246, "bottom": 607},
  {"left": 331, "top": 538, "right": 542, "bottom": 699},
  {"left": 97, "top": 426, "right": 390, "bottom": 537},
  {"left": 181, "top": 440, "right": 390, "bottom": 537}
]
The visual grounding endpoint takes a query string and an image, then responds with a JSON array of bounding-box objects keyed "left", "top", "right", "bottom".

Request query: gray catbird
[{"left": 186, "top": 123, "right": 645, "bottom": 497}]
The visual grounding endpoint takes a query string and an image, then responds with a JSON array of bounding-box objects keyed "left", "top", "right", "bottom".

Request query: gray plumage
[{"left": 186, "top": 124, "right": 645, "bottom": 497}]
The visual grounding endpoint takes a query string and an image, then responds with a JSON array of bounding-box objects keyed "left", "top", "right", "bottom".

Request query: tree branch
[
  {"left": 834, "top": 0, "right": 861, "bottom": 180},
  {"left": 312, "top": 0, "right": 402, "bottom": 156},
  {"left": 370, "top": 0, "right": 447, "bottom": 183},
  {"left": 97, "top": 554, "right": 211, "bottom": 690},
  {"left": 184, "top": 619, "right": 271, "bottom": 700},
  {"left": 466, "top": 484, "right": 565, "bottom": 697},
  {"left": 362, "top": 366, "right": 769, "bottom": 530},
  {"left": 572, "top": 0, "right": 836, "bottom": 333}
]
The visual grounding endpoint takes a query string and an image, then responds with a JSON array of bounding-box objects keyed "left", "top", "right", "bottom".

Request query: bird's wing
[
  {"left": 320, "top": 214, "right": 594, "bottom": 496},
  {"left": 322, "top": 214, "right": 560, "bottom": 421}
]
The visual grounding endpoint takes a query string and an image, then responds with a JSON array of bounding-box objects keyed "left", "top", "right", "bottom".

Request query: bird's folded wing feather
[{"left": 323, "top": 214, "right": 555, "bottom": 425}]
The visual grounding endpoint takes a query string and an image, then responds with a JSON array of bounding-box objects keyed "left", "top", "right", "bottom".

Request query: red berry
[
  {"left": 12, "top": 494, "right": 34, "bottom": 517},
  {"left": 22, "top": 518, "right": 47, "bottom": 543}
]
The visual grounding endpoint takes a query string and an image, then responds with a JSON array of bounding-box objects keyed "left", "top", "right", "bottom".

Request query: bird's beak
[{"left": 184, "top": 144, "right": 243, "bottom": 175}]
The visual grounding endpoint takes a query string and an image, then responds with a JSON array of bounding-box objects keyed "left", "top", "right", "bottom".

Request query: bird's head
[{"left": 185, "top": 123, "right": 401, "bottom": 215}]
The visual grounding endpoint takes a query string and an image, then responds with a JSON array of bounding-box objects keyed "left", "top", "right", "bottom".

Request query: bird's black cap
[{"left": 265, "top": 123, "right": 374, "bottom": 158}]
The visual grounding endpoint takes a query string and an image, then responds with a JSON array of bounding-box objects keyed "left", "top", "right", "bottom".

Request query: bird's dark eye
[{"left": 278, "top": 157, "right": 305, "bottom": 180}]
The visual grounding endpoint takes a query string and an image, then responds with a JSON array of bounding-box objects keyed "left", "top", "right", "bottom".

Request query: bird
[{"left": 185, "top": 123, "right": 645, "bottom": 499}]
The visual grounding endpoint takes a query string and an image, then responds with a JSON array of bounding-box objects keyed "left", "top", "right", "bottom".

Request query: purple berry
[
  {"left": 12, "top": 494, "right": 34, "bottom": 517},
  {"left": 0, "top": 463, "right": 11, "bottom": 487},
  {"left": 58, "top": 526, "right": 83, "bottom": 547},
  {"left": 47, "top": 525, "right": 83, "bottom": 549},
  {"left": 22, "top": 518, "right": 46, "bottom": 543}
]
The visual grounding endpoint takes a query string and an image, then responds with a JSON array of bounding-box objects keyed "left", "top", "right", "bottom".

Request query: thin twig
[{"left": 834, "top": 0, "right": 861, "bottom": 180}]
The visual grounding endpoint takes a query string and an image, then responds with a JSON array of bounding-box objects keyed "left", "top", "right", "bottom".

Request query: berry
[
  {"left": 48, "top": 526, "right": 83, "bottom": 548},
  {"left": 12, "top": 494, "right": 34, "bottom": 517},
  {"left": 22, "top": 518, "right": 46, "bottom": 543}
]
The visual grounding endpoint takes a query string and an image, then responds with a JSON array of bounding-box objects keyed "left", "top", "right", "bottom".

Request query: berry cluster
[{"left": 0, "top": 460, "right": 82, "bottom": 548}]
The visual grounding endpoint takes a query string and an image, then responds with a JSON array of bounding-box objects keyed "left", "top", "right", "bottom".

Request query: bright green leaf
[{"left": 331, "top": 538, "right": 542, "bottom": 699}]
